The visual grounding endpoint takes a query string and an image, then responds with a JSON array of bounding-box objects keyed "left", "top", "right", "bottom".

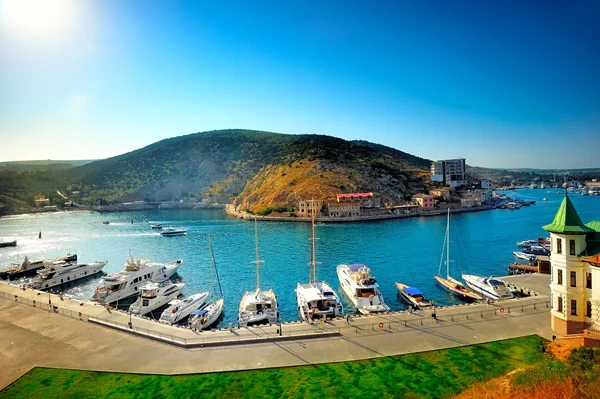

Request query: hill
[
  {"left": 0, "top": 159, "right": 96, "bottom": 172},
  {"left": 63, "top": 130, "right": 431, "bottom": 211}
]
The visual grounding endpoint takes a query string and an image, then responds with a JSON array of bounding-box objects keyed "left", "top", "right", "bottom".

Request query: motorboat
[
  {"left": 337, "top": 263, "right": 389, "bottom": 314},
  {"left": 129, "top": 277, "right": 184, "bottom": 316},
  {"left": 522, "top": 245, "right": 549, "bottom": 256},
  {"left": 91, "top": 256, "right": 182, "bottom": 304},
  {"left": 190, "top": 234, "right": 225, "bottom": 331},
  {"left": 189, "top": 298, "right": 225, "bottom": 330},
  {"left": 434, "top": 209, "right": 482, "bottom": 301},
  {"left": 159, "top": 292, "right": 209, "bottom": 324},
  {"left": 513, "top": 251, "right": 536, "bottom": 262},
  {"left": 296, "top": 213, "right": 343, "bottom": 322},
  {"left": 29, "top": 260, "right": 107, "bottom": 290},
  {"left": 239, "top": 218, "right": 278, "bottom": 327},
  {"left": 151, "top": 224, "right": 163, "bottom": 230},
  {"left": 0, "top": 254, "right": 77, "bottom": 280},
  {"left": 395, "top": 282, "right": 433, "bottom": 309},
  {"left": 516, "top": 240, "right": 538, "bottom": 248},
  {"left": 160, "top": 227, "right": 187, "bottom": 236},
  {"left": 461, "top": 275, "right": 514, "bottom": 300}
]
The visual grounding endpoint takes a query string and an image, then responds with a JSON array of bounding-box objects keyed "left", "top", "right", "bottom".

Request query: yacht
[
  {"left": 129, "top": 277, "right": 184, "bottom": 316},
  {"left": 337, "top": 263, "right": 389, "bottom": 314},
  {"left": 159, "top": 292, "right": 209, "bottom": 324},
  {"left": 0, "top": 254, "right": 77, "bottom": 280},
  {"left": 91, "top": 257, "right": 182, "bottom": 304},
  {"left": 239, "top": 219, "right": 278, "bottom": 327},
  {"left": 161, "top": 227, "right": 187, "bottom": 236},
  {"left": 395, "top": 282, "right": 433, "bottom": 309},
  {"left": 151, "top": 224, "right": 163, "bottom": 230},
  {"left": 29, "top": 259, "right": 107, "bottom": 290},
  {"left": 513, "top": 251, "right": 536, "bottom": 262},
  {"left": 296, "top": 213, "right": 343, "bottom": 322},
  {"left": 190, "top": 298, "right": 224, "bottom": 331},
  {"left": 461, "top": 275, "right": 514, "bottom": 301}
]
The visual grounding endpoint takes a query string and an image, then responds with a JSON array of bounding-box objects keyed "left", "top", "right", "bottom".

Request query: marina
[{"left": 0, "top": 188, "right": 598, "bottom": 327}]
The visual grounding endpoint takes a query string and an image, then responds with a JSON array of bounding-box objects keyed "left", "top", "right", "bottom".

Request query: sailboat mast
[
  {"left": 208, "top": 234, "right": 214, "bottom": 302},
  {"left": 312, "top": 211, "right": 317, "bottom": 283},
  {"left": 309, "top": 209, "right": 314, "bottom": 284},
  {"left": 208, "top": 235, "right": 223, "bottom": 298},
  {"left": 254, "top": 217, "right": 260, "bottom": 291},
  {"left": 446, "top": 208, "right": 450, "bottom": 278}
]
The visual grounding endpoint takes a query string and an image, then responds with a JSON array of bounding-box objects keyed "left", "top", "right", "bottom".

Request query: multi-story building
[
  {"left": 431, "top": 159, "right": 467, "bottom": 188},
  {"left": 545, "top": 195, "right": 600, "bottom": 335},
  {"left": 297, "top": 200, "right": 323, "bottom": 217},
  {"left": 429, "top": 188, "right": 452, "bottom": 201},
  {"left": 412, "top": 194, "right": 435, "bottom": 209},
  {"left": 325, "top": 202, "right": 360, "bottom": 217}
]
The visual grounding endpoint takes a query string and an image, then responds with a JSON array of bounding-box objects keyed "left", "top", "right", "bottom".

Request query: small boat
[
  {"left": 151, "top": 224, "right": 163, "bottom": 230},
  {"left": 296, "top": 213, "right": 343, "bottom": 322},
  {"left": 516, "top": 239, "right": 538, "bottom": 248},
  {"left": 91, "top": 256, "right": 182, "bottom": 304},
  {"left": 0, "top": 254, "right": 77, "bottom": 280},
  {"left": 239, "top": 219, "right": 278, "bottom": 327},
  {"left": 513, "top": 251, "right": 536, "bottom": 262},
  {"left": 129, "top": 277, "right": 184, "bottom": 316},
  {"left": 103, "top": 221, "right": 110, "bottom": 225},
  {"left": 461, "top": 274, "right": 514, "bottom": 301},
  {"left": 0, "top": 240, "right": 17, "bottom": 248},
  {"left": 29, "top": 260, "right": 107, "bottom": 290},
  {"left": 522, "top": 245, "right": 549, "bottom": 256},
  {"left": 395, "top": 282, "right": 433, "bottom": 309},
  {"left": 159, "top": 292, "right": 209, "bottom": 324},
  {"left": 337, "top": 263, "right": 389, "bottom": 314},
  {"left": 189, "top": 298, "right": 225, "bottom": 330},
  {"left": 434, "top": 209, "right": 482, "bottom": 301},
  {"left": 543, "top": 197, "right": 547, "bottom": 201},
  {"left": 160, "top": 227, "right": 187, "bottom": 236}
]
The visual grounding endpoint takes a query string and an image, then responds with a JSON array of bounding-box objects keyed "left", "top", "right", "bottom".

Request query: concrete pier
[{"left": 0, "top": 274, "right": 553, "bottom": 390}]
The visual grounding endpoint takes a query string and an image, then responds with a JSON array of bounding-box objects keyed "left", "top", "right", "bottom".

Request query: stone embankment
[{"left": 225, "top": 204, "right": 493, "bottom": 223}]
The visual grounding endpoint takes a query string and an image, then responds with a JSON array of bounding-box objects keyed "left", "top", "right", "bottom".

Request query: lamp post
[{"left": 128, "top": 311, "right": 133, "bottom": 329}]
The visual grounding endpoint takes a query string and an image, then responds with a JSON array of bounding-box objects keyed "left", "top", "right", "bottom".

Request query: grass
[{"left": 1, "top": 335, "right": 547, "bottom": 399}]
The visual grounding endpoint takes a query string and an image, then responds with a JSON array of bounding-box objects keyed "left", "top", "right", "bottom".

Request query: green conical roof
[
  {"left": 543, "top": 195, "right": 594, "bottom": 234},
  {"left": 585, "top": 220, "right": 600, "bottom": 233}
]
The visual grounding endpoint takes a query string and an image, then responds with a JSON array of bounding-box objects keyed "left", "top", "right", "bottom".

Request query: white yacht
[
  {"left": 296, "top": 213, "right": 343, "bottom": 322},
  {"left": 161, "top": 227, "right": 187, "bottom": 236},
  {"left": 190, "top": 298, "right": 224, "bottom": 331},
  {"left": 337, "top": 264, "right": 389, "bottom": 314},
  {"left": 461, "top": 274, "right": 514, "bottom": 301},
  {"left": 159, "top": 292, "right": 209, "bottom": 325},
  {"left": 239, "top": 218, "right": 278, "bottom": 327},
  {"left": 190, "top": 234, "right": 225, "bottom": 331},
  {"left": 91, "top": 257, "right": 182, "bottom": 304},
  {"left": 29, "top": 260, "right": 107, "bottom": 290},
  {"left": 129, "top": 277, "right": 184, "bottom": 316}
]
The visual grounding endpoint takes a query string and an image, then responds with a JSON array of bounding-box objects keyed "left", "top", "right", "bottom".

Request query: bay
[{"left": 0, "top": 189, "right": 598, "bottom": 327}]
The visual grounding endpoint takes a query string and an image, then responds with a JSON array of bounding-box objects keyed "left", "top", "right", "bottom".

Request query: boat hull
[
  {"left": 190, "top": 298, "right": 224, "bottom": 330},
  {"left": 30, "top": 261, "right": 107, "bottom": 290},
  {"left": 462, "top": 274, "right": 514, "bottom": 301},
  {"left": 238, "top": 289, "right": 278, "bottom": 327},
  {"left": 433, "top": 275, "right": 482, "bottom": 301},
  {"left": 296, "top": 282, "right": 343, "bottom": 322},
  {"left": 337, "top": 265, "right": 389, "bottom": 315}
]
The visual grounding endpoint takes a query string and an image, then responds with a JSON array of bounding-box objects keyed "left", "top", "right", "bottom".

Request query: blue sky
[{"left": 1, "top": 0, "right": 599, "bottom": 168}]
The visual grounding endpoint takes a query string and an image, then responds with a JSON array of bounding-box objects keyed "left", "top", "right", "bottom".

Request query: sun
[{"left": 0, "top": 0, "right": 79, "bottom": 38}]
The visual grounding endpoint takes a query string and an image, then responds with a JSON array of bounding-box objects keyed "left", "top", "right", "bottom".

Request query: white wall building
[{"left": 545, "top": 195, "right": 600, "bottom": 336}]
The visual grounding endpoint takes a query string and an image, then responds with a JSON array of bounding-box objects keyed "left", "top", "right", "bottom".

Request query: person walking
[{"left": 345, "top": 314, "right": 350, "bottom": 325}]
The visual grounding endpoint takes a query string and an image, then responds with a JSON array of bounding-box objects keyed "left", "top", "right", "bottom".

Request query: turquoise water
[{"left": 0, "top": 189, "right": 598, "bottom": 326}]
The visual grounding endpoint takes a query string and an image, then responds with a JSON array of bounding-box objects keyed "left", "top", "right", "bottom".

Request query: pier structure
[{"left": 0, "top": 274, "right": 554, "bottom": 390}]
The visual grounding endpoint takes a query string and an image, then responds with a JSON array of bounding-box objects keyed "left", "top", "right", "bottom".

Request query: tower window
[
  {"left": 557, "top": 296, "right": 563, "bottom": 312},
  {"left": 570, "top": 271, "right": 577, "bottom": 287},
  {"left": 570, "top": 240, "right": 576, "bottom": 256},
  {"left": 587, "top": 301, "right": 592, "bottom": 318},
  {"left": 558, "top": 269, "right": 563, "bottom": 285},
  {"left": 571, "top": 299, "right": 577, "bottom": 316},
  {"left": 557, "top": 238, "right": 562, "bottom": 254},
  {"left": 586, "top": 272, "right": 592, "bottom": 289}
]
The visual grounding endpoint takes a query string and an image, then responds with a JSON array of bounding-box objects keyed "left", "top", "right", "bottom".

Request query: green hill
[{"left": 63, "top": 130, "right": 431, "bottom": 211}]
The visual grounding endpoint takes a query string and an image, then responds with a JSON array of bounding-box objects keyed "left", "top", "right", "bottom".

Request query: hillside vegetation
[{"left": 60, "top": 130, "right": 431, "bottom": 211}]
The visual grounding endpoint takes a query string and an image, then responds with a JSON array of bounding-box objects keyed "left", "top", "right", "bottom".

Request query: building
[
  {"left": 34, "top": 197, "right": 50, "bottom": 207},
  {"left": 297, "top": 200, "right": 323, "bottom": 217},
  {"left": 430, "top": 159, "right": 467, "bottom": 188},
  {"left": 325, "top": 202, "right": 360, "bottom": 217},
  {"left": 429, "top": 188, "right": 452, "bottom": 201},
  {"left": 412, "top": 194, "right": 435, "bottom": 209},
  {"left": 545, "top": 195, "right": 600, "bottom": 335},
  {"left": 336, "top": 192, "right": 381, "bottom": 208}
]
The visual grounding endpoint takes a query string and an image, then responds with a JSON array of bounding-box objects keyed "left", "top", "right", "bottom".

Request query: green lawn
[{"left": 1, "top": 335, "right": 547, "bottom": 399}]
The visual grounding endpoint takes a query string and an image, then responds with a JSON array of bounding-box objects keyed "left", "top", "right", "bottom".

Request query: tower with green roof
[{"left": 545, "top": 194, "right": 599, "bottom": 336}]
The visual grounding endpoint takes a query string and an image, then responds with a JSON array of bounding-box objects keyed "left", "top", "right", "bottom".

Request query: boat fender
[
  {"left": 95, "top": 288, "right": 100, "bottom": 294},
  {"left": 500, "top": 308, "right": 504, "bottom": 313},
  {"left": 378, "top": 322, "right": 384, "bottom": 329}
]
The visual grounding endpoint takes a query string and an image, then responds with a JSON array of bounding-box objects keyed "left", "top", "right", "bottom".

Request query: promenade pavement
[{"left": 0, "top": 274, "right": 553, "bottom": 390}]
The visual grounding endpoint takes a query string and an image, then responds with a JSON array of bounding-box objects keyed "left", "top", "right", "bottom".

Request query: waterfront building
[
  {"left": 412, "top": 194, "right": 434, "bottom": 209},
  {"left": 429, "top": 188, "right": 452, "bottom": 201},
  {"left": 324, "top": 201, "right": 360, "bottom": 217},
  {"left": 431, "top": 158, "right": 467, "bottom": 188},
  {"left": 336, "top": 192, "right": 381, "bottom": 208},
  {"left": 544, "top": 195, "right": 600, "bottom": 335},
  {"left": 297, "top": 200, "right": 323, "bottom": 217}
]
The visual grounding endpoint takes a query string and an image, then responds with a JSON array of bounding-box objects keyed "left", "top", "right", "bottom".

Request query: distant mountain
[
  {"left": 63, "top": 130, "right": 431, "bottom": 211},
  {"left": 0, "top": 159, "right": 97, "bottom": 172},
  {"left": 467, "top": 165, "right": 600, "bottom": 186}
]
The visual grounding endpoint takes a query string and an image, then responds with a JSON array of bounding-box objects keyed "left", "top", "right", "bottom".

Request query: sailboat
[
  {"left": 238, "top": 218, "right": 279, "bottom": 327},
  {"left": 190, "top": 234, "right": 225, "bottom": 331},
  {"left": 433, "top": 208, "right": 482, "bottom": 301},
  {"left": 296, "top": 210, "right": 343, "bottom": 322}
]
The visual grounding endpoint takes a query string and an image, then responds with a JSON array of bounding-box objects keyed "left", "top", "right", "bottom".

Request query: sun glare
[{"left": 1, "top": 0, "right": 79, "bottom": 38}]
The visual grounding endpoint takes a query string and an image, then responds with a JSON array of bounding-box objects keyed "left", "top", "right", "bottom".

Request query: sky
[{"left": 0, "top": 0, "right": 599, "bottom": 168}]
